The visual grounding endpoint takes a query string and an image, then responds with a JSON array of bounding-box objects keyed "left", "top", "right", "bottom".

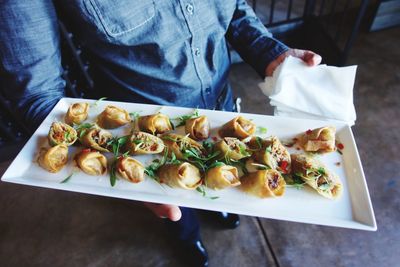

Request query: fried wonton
[
  {"left": 158, "top": 162, "right": 201, "bottom": 190},
  {"left": 127, "top": 131, "right": 165, "bottom": 155},
  {"left": 300, "top": 126, "right": 336, "bottom": 153},
  {"left": 38, "top": 144, "right": 68, "bottom": 173},
  {"left": 251, "top": 136, "right": 291, "bottom": 174},
  {"left": 116, "top": 156, "right": 145, "bottom": 183},
  {"left": 291, "top": 154, "right": 342, "bottom": 199},
  {"left": 65, "top": 102, "right": 89, "bottom": 125},
  {"left": 48, "top": 122, "right": 78, "bottom": 146},
  {"left": 97, "top": 105, "right": 131, "bottom": 129},
  {"left": 218, "top": 116, "right": 256, "bottom": 139},
  {"left": 241, "top": 169, "right": 286, "bottom": 198},
  {"left": 137, "top": 113, "right": 173, "bottom": 135},
  {"left": 75, "top": 150, "right": 107, "bottom": 175},
  {"left": 205, "top": 164, "right": 240, "bottom": 190},
  {"left": 185, "top": 115, "right": 210, "bottom": 140}
]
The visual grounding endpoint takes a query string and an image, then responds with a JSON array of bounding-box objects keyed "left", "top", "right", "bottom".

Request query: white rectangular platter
[{"left": 1, "top": 98, "right": 376, "bottom": 231}]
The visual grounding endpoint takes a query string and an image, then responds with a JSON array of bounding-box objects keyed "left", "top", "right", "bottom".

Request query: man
[{"left": 0, "top": 1, "right": 321, "bottom": 266}]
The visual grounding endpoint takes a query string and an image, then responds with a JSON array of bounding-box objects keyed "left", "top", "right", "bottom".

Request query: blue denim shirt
[{"left": 0, "top": 0, "right": 288, "bottom": 131}]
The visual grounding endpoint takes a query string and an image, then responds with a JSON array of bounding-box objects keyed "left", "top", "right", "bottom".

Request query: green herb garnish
[
  {"left": 284, "top": 174, "right": 305, "bottom": 189},
  {"left": 174, "top": 109, "right": 200, "bottom": 127},
  {"left": 92, "top": 97, "right": 107, "bottom": 107},
  {"left": 60, "top": 173, "right": 74, "bottom": 183},
  {"left": 202, "top": 140, "right": 214, "bottom": 153},
  {"left": 255, "top": 136, "right": 263, "bottom": 149},
  {"left": 109, "top": 136, "right": 129, "bottom": 156},
  {"left": 110, "top": 159, "right": 117, "bottom": 187},
  {"left": 257, "top": 126, "right": 267, "bottom": 134},
  {"left": 317, "top": 167, "right": 326, "bottom": 175},
  {"left": 129, "top": 111, "right": 142, "bottom": 120},
  {"left": 196, "top": 185, "right": 219, "bottom": 200}
]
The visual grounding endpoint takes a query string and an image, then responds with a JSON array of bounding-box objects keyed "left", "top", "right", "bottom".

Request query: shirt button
[
  {"left": 194, "top": 48, "right": 200, "bottom": 56},
  {"left": 186, "top": 4, "right": 194, "bottom": 15},
  {"left": 205, "top": 88, "right": 211, "bottom": 94}
]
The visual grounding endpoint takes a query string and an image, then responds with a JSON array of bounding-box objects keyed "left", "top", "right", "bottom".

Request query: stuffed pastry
[
  {"left": 138, "top": 113, "right": 173, "bottom": 134},
  {"left": 75, "top": 150, "right": 107, "bottom": 175},
  {"left": 38, "top": 144, "right": 68, "bottom": 173},
  {"left": 97, "top": 105, "right": 131, "bottom": 129},
  {"left": 48, "top": 122, "right": 78, "bottom": 146},
  {"left": 161, "top": 133, "right": 204, "bottom": 160},
  {"left": 65, "top": 102, "right": 89, "bottom": 125},
  {"left": 291, "top": 154, "right": 342, "bottom": 199},
  {"left": 80, "top": 127, "right": 113, "bottom": 152},
  {"left": 240, "top": 169, "right": 286, "bottom": 198},
  {"left": 185, "top": 115, "right": 210, "bottom": 140},
  {"left": 205, "top": 164, "right": 240, "bottom": 190},
  {"left": 251, "top": 136, "right": 291, "bottom": 174},
  {"left": 116, "top": 156, "right": 145, "bottom": 183},
  {"left": 158, "top": 162, "right": 201, "bottom": 189},
  {"left": 213, "top": 137, "right": 250, "bottom": 161},
  {"left": 218, "top": 116, "right": 256, "bottom": 139},
  {"left": 300, "top": 126, "right": 336, "bottom": 153},
  {"left": 127, "top": 131, "right": 164, "bottom": 155}
]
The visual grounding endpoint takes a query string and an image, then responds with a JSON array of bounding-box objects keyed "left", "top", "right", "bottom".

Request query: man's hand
[
  {"left": 265, "top": 49, "right": 322, "bottom": 77},
  {"left": 144, "top": 202, "right": 182, "bottom": 221}
]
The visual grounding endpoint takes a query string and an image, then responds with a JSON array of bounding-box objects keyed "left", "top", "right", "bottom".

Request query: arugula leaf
[
  {"left": 284, "top": 174, "right": 306, "bottom": 189},
  {"left": 257, "top": 126, "right": 267, "bottom": 134},
  {"left": 75, "top": 123, "right": 94, "bottom": 138},
  {"left": 255, "top": 136, "right": 263, "bottom": 149},
  {"left": 64, "top": 131, "right": 71, "bottom": 141},
  {"left": 110, "top": 136, "right": 129, "bottom": 156},
  {"left": 207, "top": 161, "right": 225, "bottom": 170},
  {"left": 202, "top": 140, "right": 214, "bottom": 152},
  {"left": 317, "top": 167, "right": 326, "bottom": 175},
  {"left": 60, "top": 173, "right": 74, "bottom": 183},
  {"left": 144, "top": 149, "right": 169, "bottom": 179},
  {"left": 239, "top": 144, "right": 251, "bottom": 157},
  {"left": 110, "top": 159, "right": 117, "bottom": 187},
  {"left": 174, "top": 109, "right": 200, "bottom": 127},
  {"left": 129, "top": 111, "right": 142, "bottom": 120},
  {"left": 169, "top": 119, "right": 175, "bottom": 130},
  {"left": 196, "top": 185, "right": 219, "bottom": 200},
  {"left": 92, "top": 97, "right": 107, "bottom": 107}
]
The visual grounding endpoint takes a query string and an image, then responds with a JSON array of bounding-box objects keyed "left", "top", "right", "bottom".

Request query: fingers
[
  {"left": 265, "top": 49, "right": 322, "bottom": 77},
  {"left": 143, "top": 202, "right": 182, "bottom": 221},
  {"left": 292, "top": 49, "right": 322, "bottom": 66}
]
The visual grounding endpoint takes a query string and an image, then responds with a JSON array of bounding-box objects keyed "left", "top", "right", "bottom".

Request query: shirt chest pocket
[{"left": 84, "top": 0, "right": 156, "bottom": 44}]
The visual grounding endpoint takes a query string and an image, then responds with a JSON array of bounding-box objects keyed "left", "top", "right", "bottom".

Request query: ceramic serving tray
[{"left": 1, "top": 98, "right": 376, "bottom": 231}]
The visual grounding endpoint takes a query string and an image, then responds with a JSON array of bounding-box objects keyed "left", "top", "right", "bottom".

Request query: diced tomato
[
  {"left": 337, "top": 143, "right": 344, "bottom": 150},
  {"left": 279, "top": 161, "right": 288, "bottom": 174},
  {"left": 82, "top": 148, "right": 91, "bottom": 153},
  {"left": 211, "top": 136, "right": 218, "bottom": 142},
  {"left": 306, "top": 129, "right": 312, "bottom": 135}
]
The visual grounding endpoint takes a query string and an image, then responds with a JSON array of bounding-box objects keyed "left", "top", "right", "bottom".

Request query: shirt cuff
[{"left": 253, "top": 37, "right": 289, "bottom": 77}]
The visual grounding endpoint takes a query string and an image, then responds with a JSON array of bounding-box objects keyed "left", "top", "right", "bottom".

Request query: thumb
[{"left": 143, "top": 202, "right": 182, "bottom": 221}]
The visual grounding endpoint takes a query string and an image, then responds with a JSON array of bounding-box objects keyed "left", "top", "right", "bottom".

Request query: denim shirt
[{"left": 0, "top": 0, "right": 288, "bottom": 131}]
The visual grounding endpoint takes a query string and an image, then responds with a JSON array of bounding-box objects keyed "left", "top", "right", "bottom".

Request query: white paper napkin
[{"left": 259, "top": 56, "right": 357, "bottom": 125}]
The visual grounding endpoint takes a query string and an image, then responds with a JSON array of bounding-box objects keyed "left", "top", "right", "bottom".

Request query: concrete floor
[{"left": 1, "top": 28, "right": 400, "bottom": 267}]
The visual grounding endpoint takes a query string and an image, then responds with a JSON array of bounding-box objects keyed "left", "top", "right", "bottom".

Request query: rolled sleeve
[
  {"left": 227, "top": 0, "right": 289, "bottom": 77},
  {"left": 0, "top": 0, "right": 65, "bottom": 132}
]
